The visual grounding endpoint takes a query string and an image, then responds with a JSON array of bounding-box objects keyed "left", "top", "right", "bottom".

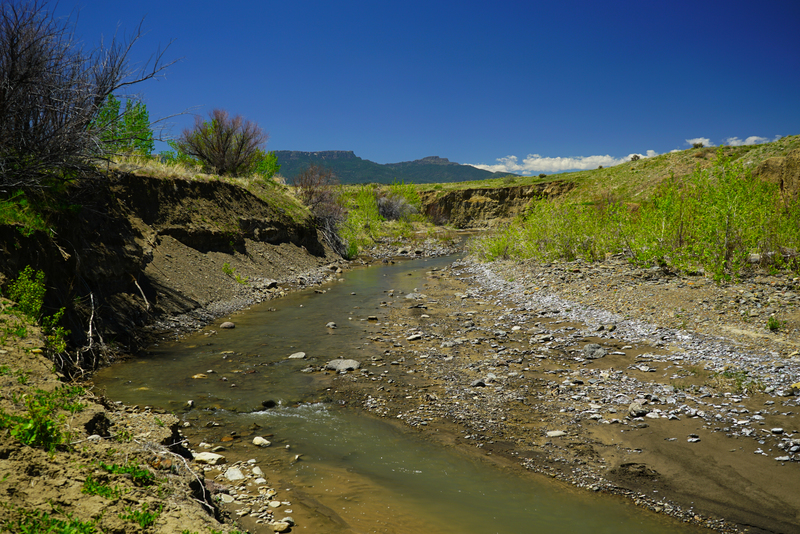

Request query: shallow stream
[{"left": 93, "top": 256, "right": 707, "bottom": 533}]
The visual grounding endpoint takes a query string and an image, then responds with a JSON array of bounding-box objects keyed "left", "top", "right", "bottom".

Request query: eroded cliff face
[
  {"left": 419, "top": 180, "right": 575, "bottom": 228},
  {"left": 753, "top": 147, "right": 800, "bottom": 204},
  {"left": 0, "top": 173, "right": 336, "bottom": 366}
]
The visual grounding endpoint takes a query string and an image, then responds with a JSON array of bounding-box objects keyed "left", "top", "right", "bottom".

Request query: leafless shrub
[
  {"left": 176, "top": 109, "right": 268, "bottom": 176},
  {"left": 378, "top": 194, "right": 418, "bottom": 221},
  {"left": 0, "top": 0, "right": 172, "bottom": 190},
  {"left": 293, "top": 164, "right": 347, "bottom": 255}
]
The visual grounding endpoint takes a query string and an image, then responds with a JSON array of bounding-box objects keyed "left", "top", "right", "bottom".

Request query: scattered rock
[
  {"left": 193, "top": 452, "right": 226, "bottom": 465},
  {"left": 288, "top": 352, "right": 306, "bottom": 359},
  {"left": 253, "top": 436, "right": 272, "bottom": 447},
  {"left": 629, "top": 401, "right": 650, "bottom": 417},
  {"left": 326, "top": 359, "right": 360, "bottom": 372},
  {"left": 224, "top": 467, "right": 245, "bottom": 482},
  {"left": 220, "top": 321, "right": 236, "bottom": 329},
  {"left": 270, "top": 521, "right": 291, "bottom": 532},
  {"left": 583, "top": 343, "right": 608, "bottom": 359},
  {"left": 326, "top": 321, "right": 337, "bottom": 329}
]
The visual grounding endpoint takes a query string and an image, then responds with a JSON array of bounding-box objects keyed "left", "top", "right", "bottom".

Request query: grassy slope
[
  {"left": 110, "top": 156, "right": 312, "bottom": 225},
  {"left": 417, "top": 135, "right": 800, "bottom": 202}
]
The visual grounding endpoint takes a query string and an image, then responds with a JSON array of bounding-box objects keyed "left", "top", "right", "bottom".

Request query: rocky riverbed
[{"left": 325, "top": 256, "right": 800, "bottom": 534}]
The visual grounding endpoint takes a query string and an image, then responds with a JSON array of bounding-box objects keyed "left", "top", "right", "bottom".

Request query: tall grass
[
  {"left": 338, "top": 182, "right": 430, "bottom": 256},
  {"left": 471, "top": 150, "right": 800, "bottom": 280},
  {"left": 339, "top": 185, "right": 383, "bottom": 255}
]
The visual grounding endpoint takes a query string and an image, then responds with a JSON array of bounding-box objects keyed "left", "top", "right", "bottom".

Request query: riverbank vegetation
[{"left": 470, "top": 149, "right": 800, "bottom": 281}]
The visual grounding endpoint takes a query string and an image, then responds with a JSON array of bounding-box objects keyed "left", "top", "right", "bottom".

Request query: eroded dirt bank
[
  {"left": 0, "top": 172, "right": 342, "bottom": 369},
  {"left": 328, "top": 256, "right": 800, "bottom": 534}
]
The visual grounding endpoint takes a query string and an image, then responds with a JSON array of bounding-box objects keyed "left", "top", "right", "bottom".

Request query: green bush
[
  {"left": 0, "top": 192, "right": 49, "bottom": 236},
  {"left": 339, "top": 185, "right": 383, "bottom": 255},
  {"left": 119, "top": 503, "right": 162, "bottom": 529},
  {"left": 2, "top": 505, "right": 98, "bottom": 534},
  {"left": 98, "top": 460, "right": 155, "bottom": 486},
  {"left": 7, "top": 266, "right": 46, "bottom": 319},
  {"left": 82, "top": 474, "right": 124, "bottom": 500},
  {"left": 0, "top": 386, "right": 85, "bottom": 452},
  {"left": 5, "top": 266, "right": 70, "bottom": 352}
]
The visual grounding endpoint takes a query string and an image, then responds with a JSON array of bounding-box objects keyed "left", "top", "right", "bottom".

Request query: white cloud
[
  {"left": 469, "top": 150, "right": 658, "bottom": 175},
  {"left": 686, "top": 137, "right": 714, "bottom": 147},
  {"left": 725, "top": 135, "right": 770, "bottom": 146}
]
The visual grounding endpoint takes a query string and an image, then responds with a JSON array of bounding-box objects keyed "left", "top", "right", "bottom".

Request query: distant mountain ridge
[{"left": 273, "top": 150, "right": 511, "bottom": 184}]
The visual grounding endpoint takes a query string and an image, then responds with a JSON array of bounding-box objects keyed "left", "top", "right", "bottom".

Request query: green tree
[
  {"left": 91, "top": 95, "right": 154, "bottom": 155},
  {"left": 251, "top": 149, "right": 280, "bottom": 179}
]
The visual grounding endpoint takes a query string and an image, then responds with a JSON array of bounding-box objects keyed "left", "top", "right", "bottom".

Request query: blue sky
[{"left": 56, "top": 0, "right": 800, "bottom": 174}]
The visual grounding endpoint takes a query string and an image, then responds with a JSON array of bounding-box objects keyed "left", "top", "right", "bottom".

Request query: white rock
[
  {"left": 225, "top": 467, "right": 246, "bottom": 482},
  {"left": 325, "top": 359, "right": 360, "bottom": 372},
  {"left": 194, "top": 452, "right": 226, "bottom": 465},
  {"left": 253, "top": 436, "right": 272, "bottom": 447},
  {"left": 252, "top": 466, "right": 264, "bottom": 476},
  {"left": 288, "top": 352, "right": 306, "bottom": 359},
  {"left": 254, "top": 477, "right": 267, "bottom": 485},
  {"left": 220, "top": 494, "right": 235, "bottom": 504},
  {"left": 546, "top": 430, "right": 567, "bottom": 438}
]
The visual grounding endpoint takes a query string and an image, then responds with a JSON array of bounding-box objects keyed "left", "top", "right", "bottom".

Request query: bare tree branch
[{"left": 0, "top": 0, "right": 176, "bottom": 190}]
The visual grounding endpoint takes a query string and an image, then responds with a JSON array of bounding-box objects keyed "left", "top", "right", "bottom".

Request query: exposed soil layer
[
  {"left": 327, "top": 256, "right": 800, "bottom": 534},
  {"left": 0, "top": 303, "right": 239, "bottom": 533}
]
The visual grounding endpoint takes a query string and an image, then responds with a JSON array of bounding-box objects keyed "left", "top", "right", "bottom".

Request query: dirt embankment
[
  {"left": 0, "top": 173, "right": 347, "bottom": 532},
  {"left": 0, "top": 173, "right": 342, "bottom": 370},
  {"left": 419, "top": 180, "right": 575, "bottom": 228}
]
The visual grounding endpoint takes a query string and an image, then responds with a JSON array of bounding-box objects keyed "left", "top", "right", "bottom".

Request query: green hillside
[{"left": 274, "top": 150, "right": 510, "bottom": 184}]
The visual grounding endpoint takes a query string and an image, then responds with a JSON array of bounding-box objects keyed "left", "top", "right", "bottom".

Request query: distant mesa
[{"left": 273, "top": 150, "right": 513, "bottom": 185}]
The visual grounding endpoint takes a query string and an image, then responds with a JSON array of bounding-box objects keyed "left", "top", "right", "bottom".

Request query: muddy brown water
[{"left": 93, "top": 256, "right": 708, "bottom": 533}]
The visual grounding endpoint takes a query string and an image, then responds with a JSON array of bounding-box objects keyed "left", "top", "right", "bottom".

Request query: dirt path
[{"left": 328, "top": 256, "right": 800, "bottom": 534}]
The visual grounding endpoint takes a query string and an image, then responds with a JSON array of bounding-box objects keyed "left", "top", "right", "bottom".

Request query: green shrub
[
  {"left": 2, "top": 505, "right": 98, "bottom": 534},
  {"left": 98, "top": 460, "right": 155, "bottom": 486},
  {"left": 767, "top": 315, "right": 786, "bottom": 332},
  {"left": 0, "top": 385, "right": 85, "bottom": 452},
  {"left": 119, "top": 503, "right": 162, "bottom": 529},
  {"left": 7, "top": 266, "right": 46, "bottom": 319},
  {"left": 5, "top": 266, "right": 70, "bottom": 352},
  {"left": 82, "top": 474, "right": 124, "bottom": 500},
  {"left": 0, "top": 192, "right": 49, "bottom": 236}
]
